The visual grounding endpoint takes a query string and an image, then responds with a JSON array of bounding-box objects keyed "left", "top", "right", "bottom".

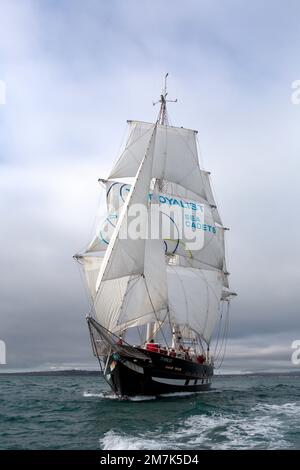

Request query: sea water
[{"left": 0, "top": 374, "right": 299, "bottom": 450}]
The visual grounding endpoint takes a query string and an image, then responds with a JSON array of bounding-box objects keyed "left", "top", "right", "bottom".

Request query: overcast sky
[{"left": 0, "top": 0, "right": 299, "bottom": 373}]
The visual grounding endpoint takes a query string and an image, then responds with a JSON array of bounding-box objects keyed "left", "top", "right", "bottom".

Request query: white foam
[
  {"left": 83, "top": 391, "right": 119, "bottom": 399},
  {"left": 83, "top": 392, "right": 102, "bottom": 397},
  {"left": 217, "top": 415, "right": 287, "bottom": 450},
  {"left": 84, "top": 391, "right": 205, "bottom": 401},
  {"left": 101, "top": 431, "right": 170, "bottom": 450},
  {"left": 182, "top": 407, "right": 293, "bottom": 449},
  {"left": 100, "top": 400, "right": 297, "bottom": 450},
  {"left": 254, "top": 402, "right": 300, "bottom": 417},
  {"left": 83, "top": 391, "right": 157, "bottom": 401},
  {"left": 127, "top": 395, "right": 157, "bottom": 401}
]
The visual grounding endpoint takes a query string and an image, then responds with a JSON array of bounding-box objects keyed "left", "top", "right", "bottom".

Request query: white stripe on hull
[
  {"left": 152, "top": 377, "right": 211, "bottom": 386},
  {"left": 152, "top": 377, "right": 187, "bottom": 386}
]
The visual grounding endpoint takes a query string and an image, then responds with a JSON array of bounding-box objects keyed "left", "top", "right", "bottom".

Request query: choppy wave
[{"left": 101, "top": 401, "right": 300, "bottom": 450}]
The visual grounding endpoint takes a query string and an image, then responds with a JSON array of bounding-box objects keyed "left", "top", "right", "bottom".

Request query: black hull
[{"left": 103, "top": 348, "right": 213, "bottom": 397}]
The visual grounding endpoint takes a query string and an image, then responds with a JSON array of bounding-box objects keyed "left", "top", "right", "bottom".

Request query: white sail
[
  {"left": 96, "top": 127, "right": 156, "bottom": 285},
  {"left": 167, "top": 266, "right": 223, "bottom": 343},
  {"left": 109, "top": 121, "right": 209, "bottom": 200},
  {"left": 113, "top": 237, "right": 168, "bottom": 332},
  {"left": 85, "top": 180, "right": 131, "bottom": 254},
  {"left": 106, "top": 180, "right": 131, "bottom": 212},
  {"left": 94, "top": 239, "right": 168, "bottom": 334},
  {"left": 94, "top": 275, "right": 130, "bottom": 332},
  {"left": 85, "top": 219, "right": 116, "bottom": 253},
  {"left": 202, "top": 171, "right": 222, "bottom": 226},
  {"left": 90, "top": 180, "right": 226, "bottom": 274},
  {"left": 177, "top": 223, "right": 226, "bottom": 272},
  {"left": 81, "top": 254, "right": 104, "bottom": 300},
  {"left": 108, "top": 121, "right": 156, "bottom": 180}
]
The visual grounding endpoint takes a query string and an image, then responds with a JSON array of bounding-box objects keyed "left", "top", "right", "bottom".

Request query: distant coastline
[
  {"left": 0, "top": 369, "right": 100, "bottom": 376},
  {"left": 0, "top": 369, "right": 299, "bottom": 377}
]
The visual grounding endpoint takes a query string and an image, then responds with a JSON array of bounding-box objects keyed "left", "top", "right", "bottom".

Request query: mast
[
  {"left": 153, "top": 74, "right": 178, "bottom": 192},
  {"left": 146, "top": 74, "right": 178, "bottom": 342},
  {"left": 153, "top": 73, "right": 177, "bottom": 126}
]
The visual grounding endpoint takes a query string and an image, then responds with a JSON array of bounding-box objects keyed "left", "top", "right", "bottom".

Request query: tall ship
[{"left": 74, "top": 76, "right": 236, "bottom": 397}]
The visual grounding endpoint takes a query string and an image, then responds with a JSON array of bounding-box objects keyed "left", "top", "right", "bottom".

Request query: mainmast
[
  {"left": 147, "top": 74, "right": 178, "bottom": 343},
  {"left": 153, "top": 74, "right": 177, "bottom": 194},
  {"left": 153, "top": 73, "right": 177, "bottom": 126}
]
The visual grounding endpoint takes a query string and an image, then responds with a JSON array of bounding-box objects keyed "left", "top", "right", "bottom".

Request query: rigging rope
[
  {"left": 143, "top": 276, "right": 169, "bottom": 348},
  {"left": 87, "top": 320, "right": 120, "bottom": 397},
  {"left": 214, "top": 300, "right": 230, "bottom": 369}
]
